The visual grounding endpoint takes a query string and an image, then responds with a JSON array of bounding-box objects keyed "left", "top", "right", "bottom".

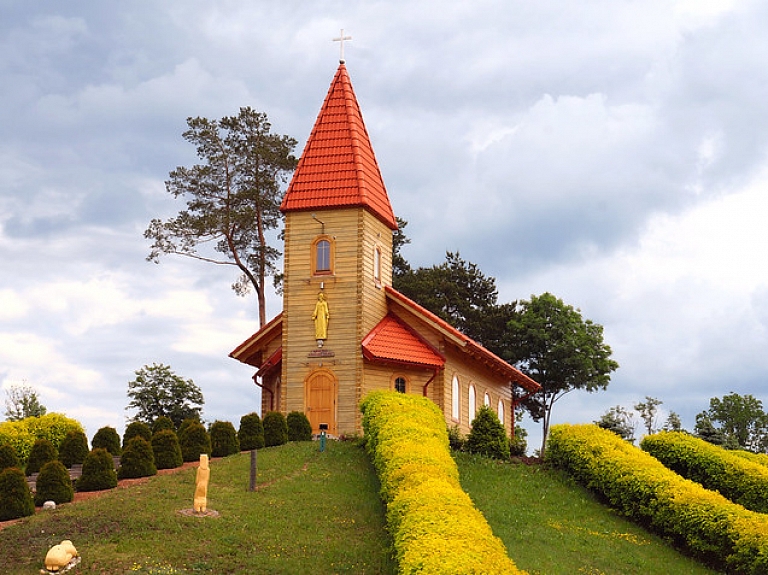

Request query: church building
[{"left": 230, "top": 62, "right": 540, "bottom": 437}]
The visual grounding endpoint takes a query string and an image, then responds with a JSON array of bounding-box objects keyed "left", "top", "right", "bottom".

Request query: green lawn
[
  {"left": 455, "top": 452, "right": 721, "bottom": 575},
  {"left": 1, "top": 442, "right": 726, "bottom": 574},
  {"left": 0, "top": 441, "right": 395, "bottom": 574}
]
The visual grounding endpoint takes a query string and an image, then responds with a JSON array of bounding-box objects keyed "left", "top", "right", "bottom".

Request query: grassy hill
[{"left": 0, "top": 441, "right": 720, "bottom": 574}]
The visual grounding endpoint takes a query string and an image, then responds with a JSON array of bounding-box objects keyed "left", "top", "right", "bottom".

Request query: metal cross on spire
[{"left": 333, "top": 29, "right": 352, "bottom": 63}]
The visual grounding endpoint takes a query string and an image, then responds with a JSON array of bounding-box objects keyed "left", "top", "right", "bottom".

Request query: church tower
[
  {"left": 279, "top": 63, "right": 398, "bottom": 435},
  {"left": 230, "top": 63, "right": 540, "bottom": 439}
]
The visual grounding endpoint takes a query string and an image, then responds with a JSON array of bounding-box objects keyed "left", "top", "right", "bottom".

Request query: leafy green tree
[
  {"left": 4, "top": 384, "right": 46, "bottom": 421},
  {"left": 695, "top": 392, "right": 768, "bottom": 452},
  {"left": 596, "top": 405, "right": 636, "bottom": 442},
  {"left": 126, "top": 363, "right": 204, "bottom": 428},
  {"left": 506, "top": 292, "right": 619, "bottom": 455},
  {"left": 635, "top": 396, "right": 663, "bottom": 436},
  {"left": 662, "top": 410, "right": 683, "bottom": 432},
  {"left": 392, "top": 217, "right": 412, "bottom": 280},
  {"left": 693, "top": 413, "right": 728, "bottom": 447},
  {"left": 145, "top": 107, "right": 298, "bottom": 326},
  {"left": 394, "top": 251, "right": 507, "bottom": 353}
]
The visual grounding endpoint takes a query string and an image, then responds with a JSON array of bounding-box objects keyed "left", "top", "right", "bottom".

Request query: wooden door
[{"left": 305, "top": 369, "right": 337, "bottom": 434}]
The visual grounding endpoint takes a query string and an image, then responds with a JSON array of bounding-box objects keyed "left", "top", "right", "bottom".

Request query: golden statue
[
  {"left": 194, "top": 454, "right": 210, "bottom": 513},
  {"left": 44, "top": 540, "right": 78, "bottom": 572},
  {"left": 312, "top": 292, "right": 330, "bottom": 345}
]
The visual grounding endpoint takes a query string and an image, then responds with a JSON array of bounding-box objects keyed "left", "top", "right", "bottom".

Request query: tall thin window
[
  {"left": 484, "top": 392, "right": 490, "bottom": 408},
  {"left": 374, "top": 247, "right": 382, "bottom": 284},
  {"left": 316, "top": 239, "right": 331, "bottom": 272},
  {"left": 497, "top": 399, "right": 505, "bottom": 427},
  {"left": 451, "top": 375, "right": 460, "bottom": 421},
  {"left": 468, "top": 384, "right": 476, "bottom": 423},
  {"left": 312, "top": 236, "right": 334, "bottom": 276}
]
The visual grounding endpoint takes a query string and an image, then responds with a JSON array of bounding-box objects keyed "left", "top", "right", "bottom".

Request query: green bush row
[
  {"left": 360, "top": 391, "right": 527, "bottom": 575},
  {"left": 641, "top": 431, "right": 768, "bottom": 514},
  {"left": 547, "top": 424, "right": 768, "bottom": 574},
  {"left": 0, "top": 413, "right": 83, "bottom": 464}
]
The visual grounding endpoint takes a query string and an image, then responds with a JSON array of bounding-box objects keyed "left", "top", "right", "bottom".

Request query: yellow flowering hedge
[
  {"left": 361, "top": 391, "right": 527, "bottom": 575},
  {"left": 0, "top": 413, "right": 84, "bottom": 464},
  {"left": 641, "top": 431, "right": 768, "bottom": 514},
  {"left": 547, "top": 424, "right": 768, "bottom": 574}
]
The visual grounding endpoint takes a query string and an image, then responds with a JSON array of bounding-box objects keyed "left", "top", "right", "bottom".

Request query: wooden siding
[{"left": 282, "top": 208, "right": 393, "bottom": 435}]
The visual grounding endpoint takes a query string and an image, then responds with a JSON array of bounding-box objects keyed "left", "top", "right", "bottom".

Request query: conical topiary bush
[
  {"left": 238, "top": 413, "right": 265, "bottom": 450},
  {"left": 76, "top": 448, "right": 118, "bottom": 492},
  {"left": 25, "top": 438, "right": 58, "bottom": 476},
  {"left": 123, "top": 421, "right": 152, "bottom": 450},
  {"left": 263, "top": 412, "right": 288, "bottom": 447},
  {"left": 151, "top": 429, "right": 183, "bottom": 470},
  {"left": 210, "top": 421, "right": 240, "bottom": 457},
  {"left": 58, "top": 429, "right": 90, "bottom": 468},
  {"left": 0, "top": 467, "right": 34, "bottom": 520},
  {"left": 178, "top": 421, "right": 211, "bottom": 462},
  {"left": 0, "top": 443, "right": 20, "bottom": 472},
  {"left": 118, "top": 436, "right": 157, "bottom": 479},
  {"left": 91, "top": 426, "right": 121, "bottom": 457},
  {"left": 34, "top": 460, "right": 74, "bottom": 506},
  {"left": 287, "top": 411, "right": 312, "bottom": 441}
]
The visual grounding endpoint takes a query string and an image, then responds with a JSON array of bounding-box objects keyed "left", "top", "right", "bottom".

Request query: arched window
[
  {"left": 394, "top": 376, "right": 407, "bottom": 394},
  {"left": 451, "top": 375, "right": 460, "bottom": 421},
  {"left": 312, "top": 236, "right": 334, "bottom": 275},
  {"left": 497, "top": 399, "right": 505, "bottom": 426},
  {"left": 468, "top": 384, "right": 476, "bottom": 423},
  {"left": 484, "top": 392, "right": 490, "bottom": 408}
]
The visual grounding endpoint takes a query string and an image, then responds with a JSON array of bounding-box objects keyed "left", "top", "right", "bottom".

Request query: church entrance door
[{"left": 305, "top": 369, "right": 337, "bottom": 435}]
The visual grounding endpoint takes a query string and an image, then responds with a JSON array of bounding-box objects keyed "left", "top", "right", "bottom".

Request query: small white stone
[{"left": 43, "top": 501, "right": 56, "bottom": 510}]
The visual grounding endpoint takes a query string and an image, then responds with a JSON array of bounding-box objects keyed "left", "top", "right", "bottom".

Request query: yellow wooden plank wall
[{"left": 282, "top": 207, "right": 394, "bottom": 435}]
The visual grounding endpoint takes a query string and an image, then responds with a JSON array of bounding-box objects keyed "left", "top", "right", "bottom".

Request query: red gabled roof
[
  {"left": 280, "top": 63, "right": 398, "bottom": 230},
  {"left": 362, "top": 313, "right": 445, "bottom": 369},
  {"left": 229, "top": 313, "right": 283, "bottom": 368},
  {"left": 384, "top": 286, "right": 541, "bottom": 392}
]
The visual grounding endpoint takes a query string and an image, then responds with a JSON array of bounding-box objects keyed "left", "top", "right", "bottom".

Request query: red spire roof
[{"left": 280, "top": 63, "right": 398, "bottom": 230}]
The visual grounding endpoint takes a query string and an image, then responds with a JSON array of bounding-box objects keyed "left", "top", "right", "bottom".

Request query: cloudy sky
[{"left": 2, "top": 1, "right": 767, "bottom": 449}]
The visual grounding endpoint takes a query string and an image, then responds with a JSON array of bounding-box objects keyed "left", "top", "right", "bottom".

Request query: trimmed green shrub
[
  {"left": 152, "top": 416, "right": 175, "bottom": 434},
  {"left": 447, "top": 425, "right": 465, "bottom": 451},
  {"left": 360, "top": 391, "right": 527, "bottom": 575},
  {"left": 151, "top": 430, "right": 183, "bottom": 470},
  {"left": 548, "top": 423, "right": 768, "bottom": 574},
  {"left": 118, "top": 436, "right": 157, "bottom": 479},
  {"left": 25, "top": 438, "right": 58, "bottom": 476},
  {"left": 0, "top": 413, "right": 84, "bottom": 465},
  {"left": 123, "top": 421, "right": 152, "bottom": 449},
  {"left": 91, "top": 426, "right": 121, "bottom": 456},
  {"left": 510, "top": 426, "right": 528, "bottom": 457},
  {"left": 34, "top": 460, "right": 74, "bottom": 506},
  {"left": 0, "top": 467, "right": 34, "bottom": 520},
  {"left": 238, "top": 413, "right": 264, "bottom": 450},
  {"left": 466, "top": 405, "right": 510, "bottom": 460},
  {"left": 210, "top": 421, "right": 240, "bottom": 457},
  {"left": 263, "top": 412, "right": 288, "bottom": 447},
  {"left": 76, "top": 448, "right": 118, "bottom": 492},
  {"left": 642, "top": 431, "right": 768, "bottom": 514},
  {"left": 287, "top": 411, "right": 312, "bottom": 442},
  {"left": 0, "top": 443, "right": 20, "bottom": 472},
  {"left": 178, "top": 417, "right": 199, "bottom": 437},
  {"left": 58, "top": 429, "right": 89, "bottom": 468},
  {"left": 178, "top": 421, "right": 211, "bottom": 462}
]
